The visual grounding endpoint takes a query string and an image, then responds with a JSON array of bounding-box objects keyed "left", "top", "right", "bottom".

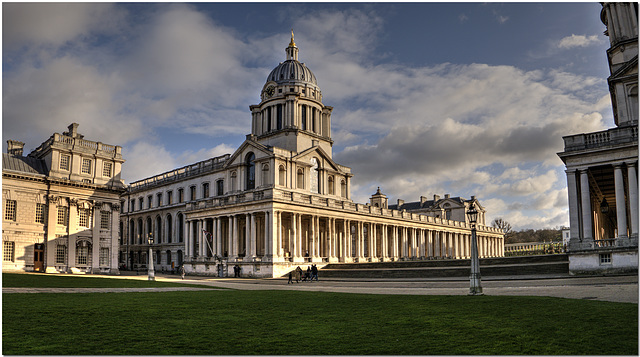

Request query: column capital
[
  {"left": 624, "top": 160, "right": 637, "bottom": 168},
  {"left": 612, "top": 162, "right": 625, "bottom": 169}
]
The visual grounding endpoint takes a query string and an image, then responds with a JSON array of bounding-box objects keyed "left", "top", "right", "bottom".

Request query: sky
[{"left": 3, "top": 2, "right": 614, "bottom": 230}]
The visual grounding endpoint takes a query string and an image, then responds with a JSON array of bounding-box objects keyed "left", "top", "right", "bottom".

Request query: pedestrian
[
  {"left": 180, "top": 265, "right": 185, "bottom": 280},
  {"left": 312, "top": 264, "right": 318, "bottom": 281},
  {"left": 305, "top": 266, "right": 311, "bottom": 282},
  {"left": 295, "top": 266, "right": 302, "bottom": 283},
  {"left": 288, "top": 271, "right": 293, "bottom": 284}
]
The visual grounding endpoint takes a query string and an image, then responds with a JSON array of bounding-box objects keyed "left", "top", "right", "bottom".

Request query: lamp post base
[{"left": 468, "top": 286, "right": 483, "bottom": 296}]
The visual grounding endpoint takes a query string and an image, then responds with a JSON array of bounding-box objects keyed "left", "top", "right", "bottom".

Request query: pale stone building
[
  {"left": 388, "top": 193, "right": 487, "bottom": 226},
  {"left": 3, "top": 123, "right": 125, "bottom": 273},
  {"left": 558, "top": 3, "right": 638, "bottom": 274},
  {"left": 120, "top": 33, "right": 504, "bottom": 278}
]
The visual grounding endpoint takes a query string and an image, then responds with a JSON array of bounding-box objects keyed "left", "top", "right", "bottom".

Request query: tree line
[{"left": 492, "top": 218, "right": 563, "bottom": 244}]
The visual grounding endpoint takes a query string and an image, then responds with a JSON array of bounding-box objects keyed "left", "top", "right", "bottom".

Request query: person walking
[
  {"left": 180, "top": 265, "right": 186, "bottom": 280},
  {"left": 311, "top": 264, "right": 318, "bottom": 281},
  {"left": 288, "top": 270, "right": 293, "bottom": 284},
  {"left": 295, "top": 266, "right": 302, "bottom": 283}
]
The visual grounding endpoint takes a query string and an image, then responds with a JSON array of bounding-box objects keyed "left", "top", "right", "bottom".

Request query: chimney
[
  {"left": 397, "top": 199, "right": 404, "bottom": 208},
  {"left": 420, "top": 196, "right": 428, "bottom": 204},
  {"left": 444, "top": 194, "right": 450, "bottom": 199},
  {"left": 7, "top": 140, "right": 25, "bottom": 156},
  {"left": 67, "top": 123, "right": 80, "bottom": 138},
  {"left": 433, "top": 194, "right": 440, "bottom": 201},
  {"left": 471, "top": 195, "right": 476, "bottom": 200}
]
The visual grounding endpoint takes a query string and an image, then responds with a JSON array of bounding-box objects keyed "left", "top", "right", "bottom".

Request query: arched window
[
  {"left": 119, "top": 222, "right": 123, "bottom": 245},
  {"left": 265, "top": 108, "right": 272, "bottom": 132},
  {"left": 146, "top": 217, "right": 152, "bottom": 242},
  {"left": 177, "top": 213, "right": 184, "bottom": 243},
  {"left": 328, "top": 175, "right": 335, "bottom": 195},
  {"left": 166, "top": 250, "right": 172, "bottom": 267},
  {"left": 301, "top": 105, "right": 307, "bottom": 130},
  {"left": 297, "top": 168, "right": 304, "bottom": 189},
  {"left": 629, "top": 85, "right": 638, "bottom": 122},
  {"left": 129, "top": 219, "right": 135, "bottom": 245},
  {"left": 137, "top": 218, "right": 143, "bottom": 244},
  {"left": 262, "top": 164, "right": 269, "bottom": 187},
  {"left": 277, "top": 104, "right": 283, "bottom": 130},
  {"left": 341, "top": 179, "right": 347, "bottom": 198},
  {"left": 155, "top": 216, "right": 162, "bottom": 243},
  {"left": 177, "top": 250, "right": 183, "bottom": 266},
  {"left": 76, "top": 240, "right": 92, "bottom": 266},
  {"left": 166, "top": 214, "right": 173, "bottom": 243},
  {"left": 245, "top": 153, "right": 255, "bottom": 190},
  {"left": 279, "top": 165, "right": 286, "bottom": 186},
  {"left": 231, "top": 172, "right": 237, "bottom": 191},
  {"left": 310, "top": 158, "right": 319, "bottom": 194}
]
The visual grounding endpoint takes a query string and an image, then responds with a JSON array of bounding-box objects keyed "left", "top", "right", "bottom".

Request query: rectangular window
[
  {"left": 147, "top": 195, "right": 152, "bottom": 209},
  {"left": 78, "top": 208, "right": 91, "bottom": 228},
  {"left": 130, "top": 199, "right": 135, "bottom": 212},
  {"left": 217, "top": 180, "right": 224, "bottom": 196},
  {"left": 103, "top": 162, "right": 113, "bottom": 177},
  {"left": 600, "top": 253, "right": 612, "bottom": 265},
  {"left": 178, "top": 189, "right": 184, "bottom": 203},
  {"left": 190, "top": 186, "right": 196, "bottom": 201},
  {"left": 57, "top": 206, "right": 69, "bottom": 225},
  {"left": 99, "top": 247, "right": 109, "bottom": 266},
  {"left": 100, "top": 211, "right": 111, "bottom": 230},
  {"left": 35, "top": 203, "right": 46, "bottom": 224},
  {"left": 55, "top": 244, "right": 67, "bottom": 264},
  {"left": 203, "top": 183, "right": 209, "bottom": 198},
  {"left": 3, "top": 241, "right": 15, "bottom": 262},
  {"left": 4, "top": 200, "right": 16, "bottom": 221},
  {"left": 157, "top": 193, "right": 163, "bottom": 207},
  {"left": 139, "top": 197, "right": 144, "bottom": 210},
  {"left": 167, "top": 191, "right": 173, "bottom": 205},
  {"left": 60, "top": 155, "right": 70, "bottom": 171},
  {"left": 81, "top": 158, "right": 92, "bottom": 174},
  {"left": 77, "top": 245, "right": 88, "bottom": 265}
]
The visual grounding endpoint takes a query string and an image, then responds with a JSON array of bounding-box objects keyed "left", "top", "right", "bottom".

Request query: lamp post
[
  {"left": 147, "top": 233, "right": 155, "bottom": 281},
  {"left": 467, "top": 205, "right": 483, "bottom": 295}
]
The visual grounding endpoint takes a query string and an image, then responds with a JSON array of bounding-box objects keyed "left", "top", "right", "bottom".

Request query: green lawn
[
  {"left": 2, "top": 274, "right": 638, "bottom": 355},
  {"left": 2, "top": 272, "right": 213, "bottom": 289}
]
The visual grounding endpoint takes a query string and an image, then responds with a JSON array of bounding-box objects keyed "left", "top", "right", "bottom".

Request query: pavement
[{"left": 4, "top": 273, "right": 638, "bottom": 304}]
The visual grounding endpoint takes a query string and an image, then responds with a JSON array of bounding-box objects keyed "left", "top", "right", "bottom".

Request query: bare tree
[{"left": 492, "top": 218, "right": 512, "bottom": 234}]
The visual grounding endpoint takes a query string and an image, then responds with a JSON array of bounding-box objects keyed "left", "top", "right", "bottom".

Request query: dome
[{"left": 266, "top": 60, "right": 318, "bottom": 86}]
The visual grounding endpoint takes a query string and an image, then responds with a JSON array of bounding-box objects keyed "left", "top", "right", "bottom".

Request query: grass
[
  {"left": 2, "top": 274, "right": 638, "bottom": 355},
  {"left": 2, "top": 272, "right": 214, "bottom": 289}
]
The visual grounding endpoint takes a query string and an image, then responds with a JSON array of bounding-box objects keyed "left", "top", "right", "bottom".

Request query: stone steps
[{"left": 317, "top": 254, "right": 569, "bottom": 278}]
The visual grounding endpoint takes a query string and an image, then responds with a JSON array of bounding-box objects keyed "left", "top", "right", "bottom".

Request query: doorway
[{"left": 34, "top": 243, "right": 44, "bottom": 272}]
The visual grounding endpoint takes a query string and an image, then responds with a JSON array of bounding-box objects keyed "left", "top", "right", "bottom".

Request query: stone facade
[
  {"left": 119, "top": 33, "right": 505, "bottom": 278},
  {"left": 2, "top": 124, "right": 125, "bottom": 274},
  {"left": 558, "top": 3, "right": 638, "bottom": 275}
]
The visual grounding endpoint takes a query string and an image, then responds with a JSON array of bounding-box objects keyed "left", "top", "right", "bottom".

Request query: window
[
  {"left": 178, "top": 188, "right": 184, "bottom": 203},
  {"left": 82, "top": 179, "right": 92, "bottom": 184},
  {"left": 55, "top": 244, "right": 67, "bottom": 264},
  {"left": 265, "top": 108, "right": 272, "bottom": 132},
  {"left": 139, "top": 197, "right": 144, "bottom": 210},
  {"left": 103, "top": 162, "right": 113, "bottom": 177},
  {"left": 341, "top": 179, "right": 347, "bottom": 197},
  {"left": 78, "top": 208, "right": 91, "bottom": 228},
  {"left": 167, "top": 191, "right": 173, "bottom": 205},
  {"left": 130, "top": 199, "right": 135, "bottom": 212},
  {"left": 100, "top": 247, "right": 109, "bottom": 266},
  {"left": 157, "top": 249, "right": 162, "bottom": 264},
  {"left": 262, "top": 164, "right": 269, "bottom": 186},
  {"left": 216, "top": 180, "right": 224, "bottom": 196},
  {"left": 190, "top": 186, "right": 196, "bottom": 201},
  {"left": 328, "top": 176, "right": 335, "bottom": 195},
  {"left": 157, "top": 193, "right": 163, "bottom": 207},
  {"left": 81, "top": 158, "right": 92, "bottom": 174},
  {"left": 600, "top": 253, "right": 612, "bottom": 265},
  {"left": 76, "top": 241, "right": 90, "bottom": 266},
  {"left": 312, "top": 108, "right": 316, "bottom": 133},
  {"left": 246, "top": 153, "right": 255, "bottom": 190},
  {"left": 279, "top": 166, "right": 286, "bottom": 186},
  {"left": 100, "top": 211, "right": 111, "bottom": 230},
  {"left": 4, "top": 200, "right": 16, "bottom": 221},
  {"left": 203, "top": 183, "right": 210, "bottom": 198},
  {"left": 231, "top": 172, "right": 237, "bottom": 191},
  {"left": 35, "top": 203, "right": 46, "bottom": 223},
  {"left": 166, "top": 250, "right": 172, "bottom": 266},
  {"left": 310, "top": 158, "right": 319, "bottom": 194},
  {"left": 57, "top": 206, "right": 69, "bottom": 225},
  {"left": 297, "top": 169, "right": 304, "bottom": 189},
  {"left": 3, "top": 241, "right": 15, "bottom": 262},
  {"left": 277, "top": 104, "right": 283, "bottom": 130},
  {"left": 147, "top": 196, "right": 152, "bottom": 209},
  {"left": 60, "top": 155, "right": 70, "bottom": 171},
  {"left": 301, "top": 105, "right": 307, "bottom": 130}
]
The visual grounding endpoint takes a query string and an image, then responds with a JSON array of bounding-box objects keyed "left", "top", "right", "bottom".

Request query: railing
[
  {"left": 130, "top": 154, "right": 230, "bottom": 190},
  {"left": 505, "top": 242, "right": 565, "bottom": 256},
  {"left": 562, "top": 125, "right": 638, "bottom": 152},
  {"left": 594, "top": 239, "right": 617, "bottom": 248},
  {"left": 30, "top": 133, "right": 123, "bottom": 159}
]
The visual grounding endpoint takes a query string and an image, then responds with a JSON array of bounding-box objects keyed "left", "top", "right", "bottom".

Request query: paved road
[{"left": 5, "top": 273, "right": 637, "bottom": 303}]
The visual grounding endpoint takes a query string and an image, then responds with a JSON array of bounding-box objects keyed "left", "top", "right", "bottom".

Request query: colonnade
[{"left": 185, "top": 210, "right": 504, "bottom": 262}]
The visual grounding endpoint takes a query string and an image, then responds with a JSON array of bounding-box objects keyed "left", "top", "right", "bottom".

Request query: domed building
[{"left": 116, "top": 32, "right": 504, "bottom": 278}]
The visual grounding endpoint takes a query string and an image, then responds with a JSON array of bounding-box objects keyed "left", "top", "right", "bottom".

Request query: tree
[{"left": 492, "top": 218, "right": 512, "bottom": 234}]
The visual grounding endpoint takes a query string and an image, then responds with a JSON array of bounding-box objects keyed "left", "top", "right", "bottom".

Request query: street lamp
[
  {"left": 147, "top": 233, "right": 155, "bottom": 281},
  {"left": 467, "top": 204, "right": 483, "bottom": 295}
]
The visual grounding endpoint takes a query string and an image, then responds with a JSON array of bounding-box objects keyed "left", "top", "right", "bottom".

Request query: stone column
[
  {"left": 310, "top": 215, "right": 316, "bottom": 258},
  {"left": 68, "top": 201, "right": 78, "bottom": 270},
  {"left": 230, "top": 215, "right": 237, "bottom": 259},
  {"left": 626, "top": 162, "right": 638, "bottom": 237},
  {"left": 274, "top": 211, "right": 282, "bottom": 259},
  {"left": 579, "top": 169, "right": 593, "bottom": 241},
  {"left": 45, "top": 196, "right": 59, "bottom": 273},
  {"left": 91, "top": 205, "right": 100, "bottom": 272},
  {"left": 614, "top": 164, "right": 628, "bottom": 238},
  {"left": 216, "top": 218, "right": 222, "bottom": 256},
  {"left": 250, "top": 213, "right": 257, "bottom": 259},
  {"left": 565, "top": 169, "right": 581, "bottom": 245}
]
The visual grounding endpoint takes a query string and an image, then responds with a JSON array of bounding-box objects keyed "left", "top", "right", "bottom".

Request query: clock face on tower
[{"left": 265, "top": 85, "right": 275, "bottom": 98}]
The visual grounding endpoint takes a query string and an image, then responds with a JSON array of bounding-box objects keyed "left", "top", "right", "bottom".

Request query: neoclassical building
[
  {"left": 120, "top": 33, "right": 504, "bottom": 278},
  {"left": 558, "top": 3, "right": 638, "bottom": 274},
  {"left": 2, "top": 124, "right": 125, "bottom": 273}
]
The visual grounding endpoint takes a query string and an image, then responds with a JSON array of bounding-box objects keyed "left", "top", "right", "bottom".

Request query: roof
[
  {"left": 2, "top": 153, "right": 48, "bottom": 175},
  {"left": 388, "top": 196, "right": 468, "bottom": 211}
]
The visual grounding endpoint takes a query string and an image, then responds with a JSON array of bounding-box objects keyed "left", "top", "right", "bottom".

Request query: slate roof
[
  {"left": 388, "top": 196, "right": 468, "bottom": 211},
  {"left": 3, "top": 153, "right": 48, "bottom": 176}
]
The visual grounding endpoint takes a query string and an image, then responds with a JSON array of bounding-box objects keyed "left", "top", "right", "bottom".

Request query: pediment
[
  {"left": 610, "top": 55, "right": 638, "bottom": 80},
  {"left": 224, "top": 139, "right": 273, "bottom": 168},
  {"left": 293, "top": 146, "right": 343, "bottom": 172}
]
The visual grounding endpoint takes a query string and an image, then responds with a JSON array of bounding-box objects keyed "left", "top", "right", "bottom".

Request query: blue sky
[{"left": 3, "top": 2, "right": 613, "bottom": 230}]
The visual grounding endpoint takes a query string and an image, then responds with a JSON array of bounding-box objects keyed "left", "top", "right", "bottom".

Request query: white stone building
[
  {"left": 3, "top": 124, "right": 125, "bottom": 273},
  {"left": 558, "top": 3, "right": 638, "bottom": 274},
  {"left": 120, "top": 33, "right": 504, "bottom": 278}
]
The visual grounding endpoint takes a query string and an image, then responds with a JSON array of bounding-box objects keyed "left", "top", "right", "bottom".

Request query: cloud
[
  {"left": 459, "top": 14, "right": 469, "bottom": 23},
  {"left": 557, "top": 34, "right": 603, "bottom": 49}
]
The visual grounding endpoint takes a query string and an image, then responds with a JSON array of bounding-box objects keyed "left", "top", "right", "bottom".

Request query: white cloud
[{"left": 557, "top": 34, "right": 603, "bottom": 49}]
